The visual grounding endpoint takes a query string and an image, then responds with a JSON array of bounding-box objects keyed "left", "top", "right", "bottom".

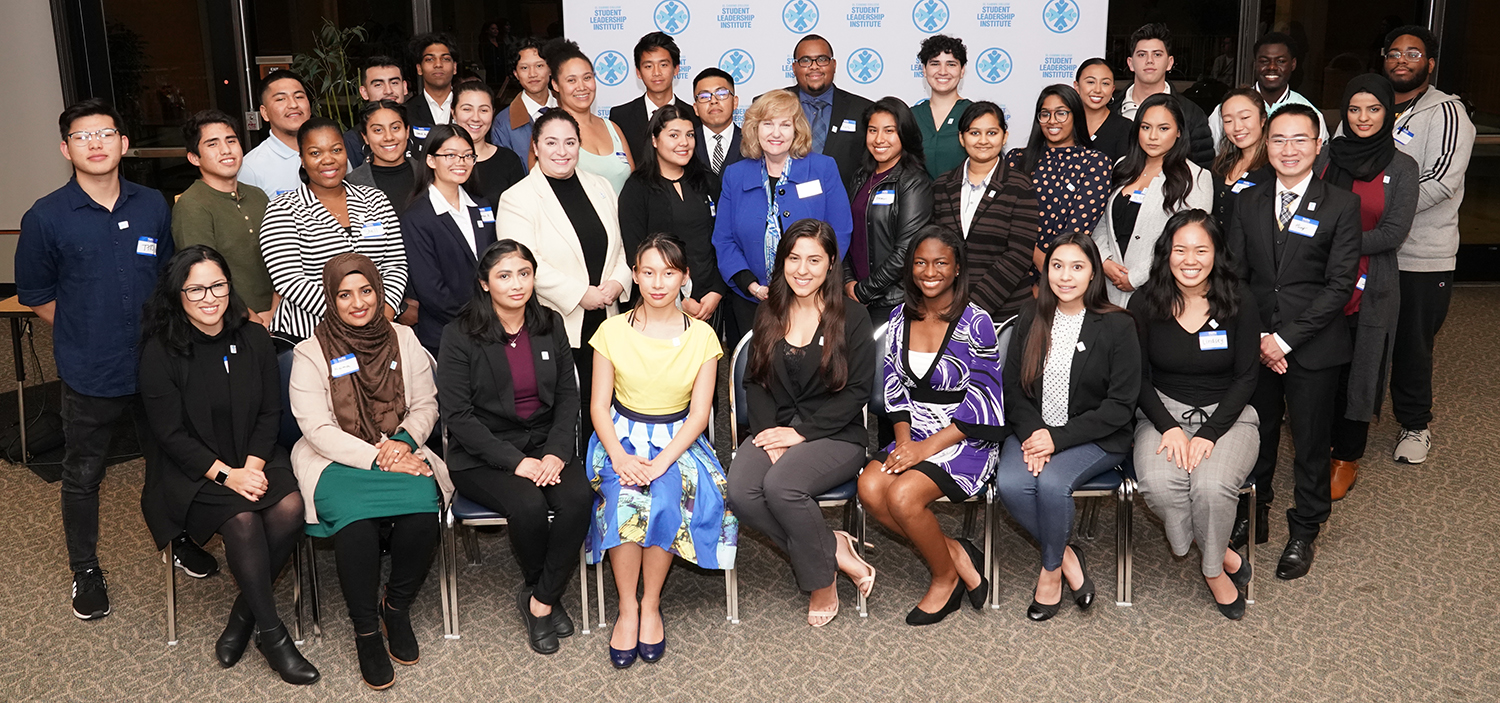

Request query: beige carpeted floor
[{"left": 2, "top": 289, "right": 1498, "bottom": 703}]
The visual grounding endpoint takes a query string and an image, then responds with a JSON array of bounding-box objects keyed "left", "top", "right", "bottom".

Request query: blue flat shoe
[
  {"left": 638, "top": 637, "right": 666, "bottom": 663},
  {"left": 609, "top": 645, "right": 638, "bottom": 669}
]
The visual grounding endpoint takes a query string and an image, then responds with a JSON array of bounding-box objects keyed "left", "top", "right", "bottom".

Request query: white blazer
[
  {"left": 1091, "top": 162, "right": 1214, "bottom": 306},
  {"left": 496, "top": 168, "right": 632, "bottom": 346}
]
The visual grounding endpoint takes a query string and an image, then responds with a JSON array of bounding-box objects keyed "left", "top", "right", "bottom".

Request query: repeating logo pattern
[
  {"left": 1043, "top": 0, "right": 1080, "bottom": 33},
  {"left": 655, "top": 0, "right": 691, "bottom": 34},
  {"left": 719, "top": 49, "right": 756, "bottom": 84},
  {"left": 593, "top": 50, "right": 630, "bottom": 86},
  {"left": 847, "top": 48, "right": 884, "bottom": 84},
  {"left": 975, "top": 47, "right": 1013, "bottom": 83},
  {"left": 783, "top": 0, "right": 820, "bottom": 33},
  {"left": 912, "top": 0, "right": 949, "bottom": 33}
]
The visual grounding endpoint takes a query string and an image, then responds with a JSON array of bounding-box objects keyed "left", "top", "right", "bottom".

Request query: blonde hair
[{"left": 741, "top": 89, "right": 813, "bottom": 160}]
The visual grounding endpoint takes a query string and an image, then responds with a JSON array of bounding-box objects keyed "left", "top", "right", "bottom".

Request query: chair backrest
[
  {"left": 869, "top": 321, "right": 889, "bottom": 416},
  {"left": 995, "top": 314, "right": 1018, "bottom": 370},
  {"left": 276, "top": 349, "right": 301, "bottom": 450},
  {"left": 729, "top": 331, "right": 754, "bottom": 450}
]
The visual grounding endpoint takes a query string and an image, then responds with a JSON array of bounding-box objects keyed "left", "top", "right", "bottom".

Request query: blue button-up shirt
[{"left": 16, "top": 178, "right": 174, "bottom": 397}]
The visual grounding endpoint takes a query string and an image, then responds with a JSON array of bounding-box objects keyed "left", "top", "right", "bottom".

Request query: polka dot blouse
[{"left": 1006, "top": 145, "right": 1112, "bottom": 256}]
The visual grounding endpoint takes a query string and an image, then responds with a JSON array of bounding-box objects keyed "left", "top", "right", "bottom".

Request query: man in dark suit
[
  {"left": 690, "top": 68, "right": 743, "bottom": 184},
  {"left": 1109, "top": 23, "right": 1214, "bottom": 170},
  {"left": 607, "top": 32, "right": 698, "bottom": 165},
  {"left": 404, "top": 32, "right": 460, "bottom": 143},
  {"left": 1227, "top": 104, "right": 1361, "bottom": 580},
  {"left": 784, "top": 34, "right": 873, "bottom": 185}
]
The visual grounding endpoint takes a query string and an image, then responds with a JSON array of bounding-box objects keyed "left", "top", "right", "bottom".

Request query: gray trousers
[
  {"left": 1133, "top": 392, "right": 1259, "bottom": 576},
  {"left": 726, "top": 437, "right": 866, "bottom": 593}
]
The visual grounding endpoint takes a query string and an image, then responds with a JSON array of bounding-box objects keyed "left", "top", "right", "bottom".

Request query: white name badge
[
  {"left": 840, "top": 119, "right": 857, "bottom": 132},
  {"left": 708, "top": 199, "right": 717, "bottom": 217},
  {"left": 360, "top": 222, "right": 385, "bottom": 239},
  {"left": 1394, "top": 127, "right": 1415, "bottom": 145},
  {"left": 1289, "top": 215, "right": 1319, "bottom": 237},
  {"left": 1065, "top": 181, "right": 1077, "bottom": 192},
  {"left": 795, "top": 179, "right": 823, "bottom": 199},
  {"left": 1383, "top": 175, "right": 1391, "bottom": 184},
  {"left": 412, "top": 126, "right": 431, "bottom": 139},
  {"left": 871, "top": 190, "right": 896, "bottom": 206},
  {"left": 135, "top": 236, "right": 157, "bottom": 256},
  {"left": 330, "top": 353, "right": 359, "bottom": 378},
  {"left": 613, "top": 151, "right": 629, "bottom": 164},
  {"left": 1231, "top": 179, "right": 1256, "bottom": 194},
  {"left": 479, "top": 207, "right": 494, "bottom": 223},
  {"left": 1199, "top": 330, "right": 1229, "bottom": 351},
  {"left": 540, "top": 351, "right": 549, "bottom": 361},
  {"left": 117, "top": 221, "right": 130, "bottom": 230},
  {"left": 946, "top": 117, "right": 954, "bottom": 125},
  {"left": 1356, "top": 275, "right": 1367, "bottom": 291},
  {"left": 389, "top": 360, "right": 398, "bottom": 369},
  {"left": 1208, "top": 318, "right": 1220, "bottom": 330},
  {"left": 1129, "top": 189, "right": 1146, "bottom": 204},
  {"left": 1307, "top": 201, "right": 1317, "bottom": 212},
  {"left": 1075, "top": 341, "right": 1087, "bottom": 352}
]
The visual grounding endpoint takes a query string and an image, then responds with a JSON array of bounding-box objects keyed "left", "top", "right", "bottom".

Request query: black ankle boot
[
  {"left": 255, "top": 623, "right": 320, "bottom": 685},
  {"left": 381, "top": 598, "right": 419, "bottom": 665},
  {"left": 215, "top": 597, "right": 255, "bottom": 668},
  {"left": 355, "top": 631, "right": 395, "bottom": 690}
]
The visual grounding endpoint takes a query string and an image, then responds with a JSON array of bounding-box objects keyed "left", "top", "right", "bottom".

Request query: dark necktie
[{"left": 712, "top": 134, "right": 725, "bottom": 174}]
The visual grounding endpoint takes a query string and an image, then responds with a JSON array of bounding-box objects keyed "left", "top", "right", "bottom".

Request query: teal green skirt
[{"left": 307, "top": 463, "right": 440, "bottom": 538}]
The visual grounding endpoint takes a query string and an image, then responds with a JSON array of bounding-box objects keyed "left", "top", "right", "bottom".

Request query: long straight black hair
[
  {"left": 851, "top": 96, "right": 927, "bottom": 187},
  {"left": 140, "top": 245, "right": 250, "bottom": 357},
  {"left": 1019, "top": 232, "right": 1125, "bottom": 395},
  {"left": 1135, "top": 209, "right": 1241, "bottom": 321},
  {"left": 456, "top": 239, "right": 554, "bottom": 343},
  {"left": 901, "top": 224, "right": 969, "bottom": 322},
  {"left": 747, "top": 219, "right": 850, "bottom": 392},
  {"left": 626, "top": 104, "right": 712, "bottom": 196},
  {"left": 1111, "top": 92, "right": 1195, "bottom": 212},
  {"left": 1020, "top": 84, "right": 1091, "bottom": 177},
  {"left": 408, "top": 124, "right": 475, "bottom": 210}
]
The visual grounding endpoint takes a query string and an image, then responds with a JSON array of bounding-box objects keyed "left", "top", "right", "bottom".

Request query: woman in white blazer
[
  {"left": 1091, "top": 93, "right": 1213, "bottom": 306},
  {"left": 496, "top": 109, "right": 631, "bottom": 439}
]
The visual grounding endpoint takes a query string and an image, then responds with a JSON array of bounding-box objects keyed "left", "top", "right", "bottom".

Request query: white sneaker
[{"left": 1393, "top": 428, "right": 1431, "bottom": 464}]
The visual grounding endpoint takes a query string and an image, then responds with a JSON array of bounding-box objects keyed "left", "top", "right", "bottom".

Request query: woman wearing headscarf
[
  {"left": 288, "top": 253, "right": 453, "bottom": 690},
  {"left": 1319, "top": 74, "right": 1419, "bottom": 500}
]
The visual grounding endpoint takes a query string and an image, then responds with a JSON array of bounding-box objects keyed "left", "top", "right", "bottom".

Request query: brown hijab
[{"left": 314, "top": 253, "right": 407, "bottom": 445}]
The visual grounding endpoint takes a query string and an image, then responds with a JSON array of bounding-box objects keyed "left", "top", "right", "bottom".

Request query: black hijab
[{"left": 1325, "top": 74, "right": 1397, "bottom": 188}]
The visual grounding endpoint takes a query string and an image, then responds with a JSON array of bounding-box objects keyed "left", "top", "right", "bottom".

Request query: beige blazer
[
  {"left": 496, "top": 167, "right": 631, "bottom": 346},
  {"left": 288, "top": 324, "right": 453, "bottom": 525},
  {"left": 1091, "top": 162, "right": 1214, "bottom": 306}
]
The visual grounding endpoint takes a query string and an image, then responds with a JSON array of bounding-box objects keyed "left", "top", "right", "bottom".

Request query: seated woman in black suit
[
  {"left": 401, "top": 124, "right": 498, "bottom": 355},
  {"left": 436, "top": 239, "right": 592, "bottom": 655},
  {"left": 138, "top": 245, "right": 317, "bottom": 684}
]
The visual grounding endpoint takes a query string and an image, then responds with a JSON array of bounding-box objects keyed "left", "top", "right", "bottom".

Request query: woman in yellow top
[{"left": 586, "top": 233, "right": 732, "bottom": 669}]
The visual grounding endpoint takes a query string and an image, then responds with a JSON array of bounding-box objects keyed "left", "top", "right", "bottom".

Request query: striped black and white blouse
[{"left": 259, "top": 184, "right": 408, "bottom": 340}]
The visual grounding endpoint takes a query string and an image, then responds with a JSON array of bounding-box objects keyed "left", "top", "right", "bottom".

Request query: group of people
[{"left": 16, "top": 19, "right": 1472, "bottom": 690}]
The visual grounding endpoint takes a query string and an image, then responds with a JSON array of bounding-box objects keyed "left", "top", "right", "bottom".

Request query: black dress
[
  {"left": 467, "top": 146, "right": 527, "bottom": 208},
  {"left": 139, "top": 321, "right": 297, "bottom": 549},
  {"left": 1089, "top": 113, "right": 1134, "bottom": 163}
]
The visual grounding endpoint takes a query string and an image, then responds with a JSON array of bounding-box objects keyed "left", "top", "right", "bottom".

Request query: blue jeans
[{"left": 994, "top": 435, "right": 1124, "bottom": 570}]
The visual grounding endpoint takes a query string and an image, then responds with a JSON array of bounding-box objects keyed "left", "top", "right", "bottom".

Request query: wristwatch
[{"left": 213, "top": 468, "right": 230, "bottom": 485}]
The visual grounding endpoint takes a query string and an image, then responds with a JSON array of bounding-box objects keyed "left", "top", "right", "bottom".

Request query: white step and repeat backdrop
[{"left": 570, "top": 0, "right": 1107, "bottom": 149}]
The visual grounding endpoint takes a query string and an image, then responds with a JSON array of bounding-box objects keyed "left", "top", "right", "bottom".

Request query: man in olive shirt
[{"left": 173, "top": 110, "right": 276, "bottom": 325}]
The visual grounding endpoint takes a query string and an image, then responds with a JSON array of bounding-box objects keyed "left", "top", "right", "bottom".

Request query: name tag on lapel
[
  {"left": 1198, "top": 330, "right": 1228, "bottom": 350},
  {"left": 1129, "top": 189, "right": 1146, "bottom": 204},
  {"left": 330, "top": 353, "right": 359, "bottom": 378},
  {"left": 412, "top": 126, "right": 431, "bottom": 140},
  {"left": 541, "top": 351, "right": 550, "bottom": 361},
  {"left": 795, "top": 180, "right": 823, "bottom": 199},
  {"left": 479, "top": 207, "right": 494, "bottom": 223},
  {"left": 839, "top": 119, "right": 857, "bottom": 132},
  {"left": 871, "top": 190, "right": 896, "bottom": 205},
  {"left": 1289, "top": 215, "right": 1319, "bottom": 238},
  {"left": 360, "top": 222, "right": 385, "bottom": 239},
  {"left": 1231, "top": 179, "right": 1255, "bottom": 194},
  {"left": 1394, "top": 127, "right": 1414, "bottom": 145},
  {"left": 135, "top": 237, "right": 157, "bottom": 256}
]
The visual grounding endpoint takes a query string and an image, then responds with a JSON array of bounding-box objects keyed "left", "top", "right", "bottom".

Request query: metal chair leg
[
  {"left": 578, "top": 545, "right": 591, "bottom": 635},
  {"left": 1246, "top": 485, "right": 1257, "bottom": 605},
  {"left": 1115, "top": 480, "right": 1134, "bottom": 606},
  {"left": 164, "top": 545, "right": 178, "bottom": 645},
  {"left": 595, "top": 554, "right": 607, "bottom": 629},
  {"left": 982, "top": 488, "right": 994, "bottom": 609},
  {"left": 724, "top": 567, "right": 739, "bottom": 624},
  {"left": 305, "top": 536, "right": 322, "bottom": 637},
  {"left": 291, "top": 540, "right": 304, "bottom": 644},
  {"left": 462, "top": 525, "right": 482, "bottom": 566},
  {"left": 856, "top": 500, "right": 869, "bottom": 617},
  {"left": 439, "top": 509, "right": 458, "bottom": 640}
]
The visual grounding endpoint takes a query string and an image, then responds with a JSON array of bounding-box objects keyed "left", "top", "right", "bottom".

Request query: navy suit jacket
[
  {"left": 401, "top": 193, "right": 499, "bottom": 351},
  {"left": 780, "top": 84, "right": 873, "bottom": 185},
  {"left": 694, "top": 124, "right": 745, "bottom": 187},
  {"left": 711, "top": 153, "right": 852, "bottom": 301}
]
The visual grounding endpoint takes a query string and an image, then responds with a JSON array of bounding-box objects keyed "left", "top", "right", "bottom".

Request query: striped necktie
[{"left": 712, "top": 134, "right": 725, "bottom": 174}]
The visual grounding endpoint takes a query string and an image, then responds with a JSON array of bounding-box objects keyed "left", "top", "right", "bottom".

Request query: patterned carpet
[{"left": 2, "top": 289, "right": 1499, "bottom": 702}]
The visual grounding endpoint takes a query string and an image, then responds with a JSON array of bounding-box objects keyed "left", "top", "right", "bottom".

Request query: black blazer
[
  {"left": 1226, "top": 176, "right": 1362, "bottom": 370},
  {"left": 405, "top": 90, "right": 457, "bottom": 134},
  {"left": 401, "top": 192, "right": 499, "bottom": 352},
  {"left": 843, "top": 161, "right": 934, "bottom": 308},
  {"left": 436, "top": 310, "right": 580, "bottom": 472},
  {"left": 1003, "top": 303, "right": 1141, "bottom": 454},
  {"left": 1108, "top": 90, "right": 1214, "bottom": 170},
  {"left": 694, "top": 124, "right": 745, "bottom": 183},
  {"left": 1213, "top": 164, "right": 1275, "bottom": 234},
  {"left": 780, "top": 84, "right": 874, "bottom": 185},
  {"left": 617, "top": 173, "right": 727, "bottom": 302},
  {"left": 139, "top": 322, "right": 282, "bottom": 549},
  {"left": 608, "top": 94, "right": 700, "bottom": 165},
  {"left": 746, "top": 298, "right": 875, "bottom": 447}
]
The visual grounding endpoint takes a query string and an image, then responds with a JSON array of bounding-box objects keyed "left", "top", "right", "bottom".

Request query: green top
[
  {"left": 171, "top": 179, "right": 274, "bottom": 311},
  {"left": 912, "top": 98, "right": 972, "bottom": 180}
]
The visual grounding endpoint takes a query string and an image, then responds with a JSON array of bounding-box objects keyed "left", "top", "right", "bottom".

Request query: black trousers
[
  {"left": 332, "top": 513, "right": 439, "bottom": 634},
  {"left": 1247, "top": 358, "right": 1338, "bottom": 542},
  {"left": 1389, "top": 270, "right": 1453, "bottom": 431},
  {"left": 60, "top": 384, "right": 150, "bottom": 573},
  {"left": 448, "top": 461, "right": 592, "bottom": 606},
  {"left": 725, "top": 293, "right": 760, "bottom": 353},
  {"left": 1332, "top": 314, "right": 1370, "bottom": 462}
]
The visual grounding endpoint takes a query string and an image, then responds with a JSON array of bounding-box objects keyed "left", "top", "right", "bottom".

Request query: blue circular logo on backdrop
[
  {"left": 783, "top": 0, "right": 820, "bottom": 33},
  {"left": 975, "top": 48, "right": 1013, "bottom": 83},
  {"left": 654, "top": 0, "right": 691, "bottom": 35},
  {"left": 1043, "top": 0, "right": 1081, "bottom": 33},
  {"left": 911, "top": 0, "right": 949, "bottom": 33},
  {"left": 719, "top": 49, "right": 756, "bottom": 85},
  {"left": 593, "top": 50, "right": 630, "bottom": 86},
  {"left": 847, "top": 48, "right": 884, "bottom": 84}
]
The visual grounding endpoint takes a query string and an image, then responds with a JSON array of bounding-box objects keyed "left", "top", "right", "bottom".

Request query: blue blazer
[
  {"left": 401, "top": 192, "right": 499, "bottom": 351},
  {"left": 712, "top": 153, "right": 852, "bottom": 301},
  {"left": 489, "top": 93, "right": 535, "bottom": 169}
]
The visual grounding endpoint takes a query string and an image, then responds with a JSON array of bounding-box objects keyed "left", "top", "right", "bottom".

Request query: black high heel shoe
[
  {"left": 1066, "top": 544, "right": 1095, "bottom": 610},
  {"left": 958, "top": 539, "right": 990, "bottom": 610},
  {"left": 905, "top": 581, "right": 964, "bottom": 626}
]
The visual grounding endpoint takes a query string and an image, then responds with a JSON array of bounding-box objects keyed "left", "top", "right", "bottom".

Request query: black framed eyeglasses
[
  {"left": 794, "top": 55, "right": 833, "bottom": 68},
  {"left": 182, "top": 282, "right": 230, "bottom": 301}
]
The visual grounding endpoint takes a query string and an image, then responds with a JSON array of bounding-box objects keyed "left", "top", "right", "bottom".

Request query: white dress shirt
[
  {"left": 521, "top": 92, "right": 556, "bottom": 121},
  {"left": 427, "top": 184, "right": 479, "bottom": 257},
  {"left": 425, "top": 89, "right": 453, "bottom": 124},
  {"left": 959, "top": 158, "right": 998, "bottom": 238}
]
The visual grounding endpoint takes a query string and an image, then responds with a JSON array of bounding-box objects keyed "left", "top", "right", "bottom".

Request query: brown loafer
[{"left": 1330, "top": 459, "right": 1359, "bottom": 501}]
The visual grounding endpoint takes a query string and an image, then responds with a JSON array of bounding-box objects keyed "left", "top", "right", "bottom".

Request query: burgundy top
[
  {"left": 848, "top": 169, "right": 893, "bottom": 281},
  {"left": 1344, "top": 173, "right": 1385, "bottom": 315},
  {"left": 504, "top": 326, "right": 541, "bottom": 419}
]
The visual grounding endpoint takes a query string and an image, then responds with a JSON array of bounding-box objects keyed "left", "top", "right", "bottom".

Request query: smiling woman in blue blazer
[
  {"left": 401, "top": 125, "right": 498, "bottom": 356},
  {"left": 712, "top": 89, "right": 852, "bottom": 345}
]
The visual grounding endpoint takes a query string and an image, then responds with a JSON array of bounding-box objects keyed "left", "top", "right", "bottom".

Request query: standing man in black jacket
[
  {"left": 784, "top": 34, "right": 874, "bottom": 185},
  {"left": 405, "top": 33, "right": 460, "bottom": 143},
  {"left": 1111, "top": 23, "right": 1214, "bottom": 170},
  {"left": 608, "top": 32, "right": 699, "bottom": 165},
  {"left": 1227, "top": 104, "right": 1361, "bottom": 580}
]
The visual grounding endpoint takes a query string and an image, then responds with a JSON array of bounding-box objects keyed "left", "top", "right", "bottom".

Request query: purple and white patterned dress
[{"left": 881, "top": 303, "right": 1006, "bottom": 497}]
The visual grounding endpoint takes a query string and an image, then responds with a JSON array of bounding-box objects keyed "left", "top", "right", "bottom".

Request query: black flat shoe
[
  {"left": 215, "top": 596, "right": 254, "bottom": 668},
  {"left": 1226, "top": 550, "right": 1252, "bottom": 588},
  {"left": 1066, "top": 544, "right": 1095, "bottom": 610},
  {"left": 355, "top": 631, "right": 394, "bottom": 690},
  {"left": 958, "top": 539, "right": 990, "bottom": 610},
  {"left": 1230, "top": 503, "right": 1271, "bottom": 550},
  {"left": 1027, "top": 590, "right": 1062, "bottom": 622},
  {"left": 517, "top": 587, "right": 559, "bottom": 655},
  {"left": 381, "top": 598, "right": 419, "bottom": 665},
  {"left": 905, "top": 581, "right": 964, "bottom": 626},
  {"left": 1216, "top": 592, "right": 1247, "bottom": 620},
  {"left": 550, "top": 601, "right": 575, "bottom": 639},
  {"left": 1275, "top": 538, "right": 1315, "bottom": 580},
  {"left": 255, "top": 623, "right": 319, "bottom": 686}
]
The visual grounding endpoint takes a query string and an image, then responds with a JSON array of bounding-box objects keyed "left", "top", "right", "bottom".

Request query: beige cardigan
[
  {"left": 496, "top": 167, "right": 632, "bottom": 347},
  {"left": 1091, "top": 163, "right": 1214, "bottom": 307},
  {"left": 288, "top": 324, "right": 453, "bottom": 525}
]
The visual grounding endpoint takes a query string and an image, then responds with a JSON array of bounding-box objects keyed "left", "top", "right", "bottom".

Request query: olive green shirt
[
  {"left": 913, "top": 98, "right": 972, "bottom": 181},
  {"left": 171, "top": 180, "right": 274, "bottom": 311}
]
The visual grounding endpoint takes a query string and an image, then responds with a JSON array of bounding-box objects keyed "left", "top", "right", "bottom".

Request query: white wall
[{"left": 0, "top": 1, "right": 73, "bottom": 283}]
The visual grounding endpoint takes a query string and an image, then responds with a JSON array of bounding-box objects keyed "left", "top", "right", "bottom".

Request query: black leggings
[
  {"left": 332, "top": 513, "right": 439, "bottom": 634},
  {"left": 219, "top": 492, "right": 307, "bottom": 630}
]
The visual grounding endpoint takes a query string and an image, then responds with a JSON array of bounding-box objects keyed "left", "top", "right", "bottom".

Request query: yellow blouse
[{"left": 589, "top": 311, "right": 723, "bottom": 415}]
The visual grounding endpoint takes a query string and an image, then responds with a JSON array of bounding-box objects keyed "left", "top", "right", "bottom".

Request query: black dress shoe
[
  {"left": 215, "top": 596, "right": 255, "bottom": 668},
  {"left": 517, "top": 587, "right": 559, "bottom": 655},
  {"left": 1226, "top": 550, "right": 1252, "bottom": 588},
  {"left": 381, "top": 598, "right": 419, "bottom": 665},
  {"left": 1066, "top": 544, "right": 1095, "bottom": 610},
  {"left": 1216, "top": 592, "right": 1247, "bottom": 620},
  {"left": 255, "top": 623, "right": 320, "bottom": 685},
  {"left": 958, "top": 539, "right": 990, "bottom": 610},
  {"left": 1275, "top": 539, "right": 1315, "bottom": 580},
  {"left": 1230, "top": 504, "right": 1271, "bottom": 550},
  {"left": 355, "top": 631, "right": 395, "bottom": 690},
  {"left": 1027, "top": 590, "right": 1061, "bottom": 621},
  {"left": 550, "top": 601, "right": 575, "bottom": 639},
  {"left": 905, "top": 582, "right": 964, "bottom": 626}
]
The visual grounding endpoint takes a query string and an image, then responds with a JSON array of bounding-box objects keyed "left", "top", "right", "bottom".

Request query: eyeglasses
[
  {"left": 66, "top": 128, "right": 121, "bottom": 145},
  {"left": 794, "top": 55, "right": 833, "bottom": 68},
  {"left": 1384, "top": 49, "right": 1426, "bottom": 62},
  {"left": 1268, "top": 137, "right": 1314, "bottom": 149},
  {"left": 1037, "top": 109, "right": 1072, "bottom": 123},
  {"left": 182, "top": 281, "right": 230, "bottom": 301},
  {"left": 432, "top": 152, "right": 478, "bottom": 163},
  {"left": 695, "top": 88, "right": 734, "bottom": 103}
]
